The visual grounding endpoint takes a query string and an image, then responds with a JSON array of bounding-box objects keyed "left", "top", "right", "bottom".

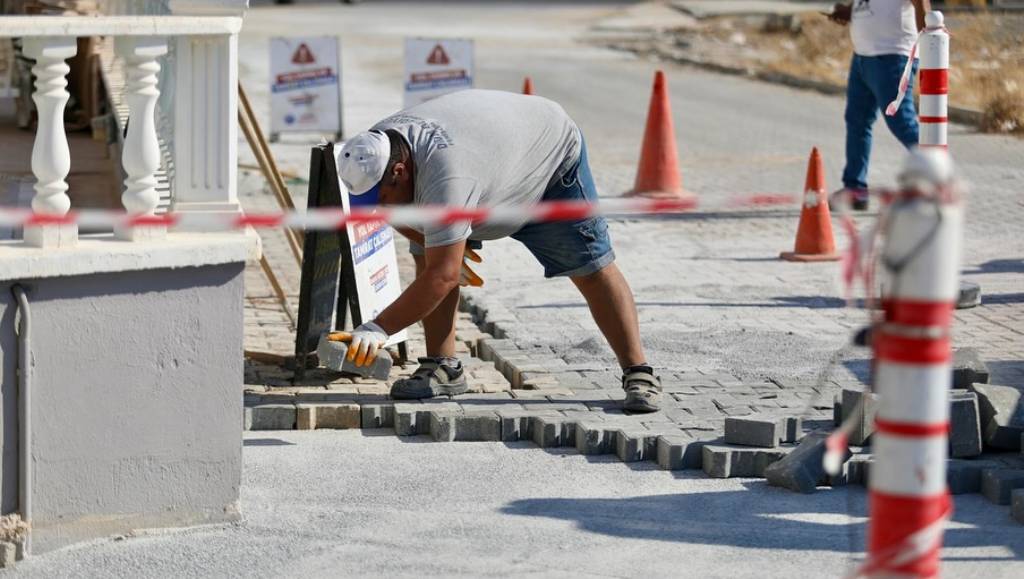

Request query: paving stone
[
  {"left": 248, "top": 403, "right": 296, "bottom": 431},
  {"left": 656, "top": 435, "right": 705, "bottom": 470},
  {"left": 304, "top": 404, "right": 361, "bottom": 430},
  {"left": 765, "top": 432, "right": 840, "bottom": 493},
  {"left": 981, "top": 469, "right": 1024, "bottom": 505},
  {"left": 782, "top": 416, "right": 802, "bottom": 443},
  {"left": 949, "top": 390, "right": 983, "bottom": 458},
  {"left": 615, "top": 430, "right": 659, "bottom": 462},
  {"left": 970, "top": 383, "right": 1024, "bottom": 450},
  {"left": 956, "top": 280, "right": 981, "bottom": 310},
  {"left": 531, "top": 416, "right": 576, "bottom": 448},
  {"left": 947, "top": 459, "right": 1002, "bottom": 495},
  {"left": 951, "top": 347, "right": 989, "bottom": 389},
  {"left": 393, "top": 404, "right": 429, "bottom": 436},
  {"left": 361, "top": 402, "right": 395, "bottom": 429},
  {"left": 701, "top": 444, "right": 790, "bottom": 478},
  {"left": 429, "top": 411, "right": 502, "bottom": 442},
  {"left": 724, "top": 415, "right": 781, "bottom": 448},
  {"left": 575, "top": 422, "right": 617, "bottom": 455},
  {"left": 847, "top": 454, "right": 873, "bottom": 487},
  {"left": 841, "top": 389, "right": 879, "bottom": 446},
  {"left": 1013, "top": 489, "right": 1024, "bottom": 525}
]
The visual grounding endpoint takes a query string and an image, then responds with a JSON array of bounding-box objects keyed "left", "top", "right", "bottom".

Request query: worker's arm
[
  {"left": 911, "top": 0, "right": 930, "bottom": 32},
  {"left": 372, "top": 239, "right": 466, "bottom": 335}
]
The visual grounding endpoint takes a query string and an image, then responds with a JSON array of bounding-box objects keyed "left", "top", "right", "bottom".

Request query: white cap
[{"left": 337, "top": 131, "right": 391, "bottom": 196}]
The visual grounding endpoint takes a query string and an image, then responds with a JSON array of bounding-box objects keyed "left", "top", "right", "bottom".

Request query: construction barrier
[
  {"left": 887, "top": 11, "right": 948, "bottom": 149},
  {"left": 0, "top": 193, "right": 804, "bottom": 233}
]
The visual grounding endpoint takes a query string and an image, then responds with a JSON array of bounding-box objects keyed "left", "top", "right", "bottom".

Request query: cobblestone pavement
[{"left": 238, "top": 1, "right": 1024, "bottom": 472}]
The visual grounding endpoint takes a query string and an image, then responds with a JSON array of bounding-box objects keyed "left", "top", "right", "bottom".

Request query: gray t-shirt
[{"left": 371, "top": 89, "right": 582, "bottom": 248}]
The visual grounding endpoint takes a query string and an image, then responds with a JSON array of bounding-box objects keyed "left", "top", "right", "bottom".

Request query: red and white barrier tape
[{"left": 0, "top": 194, "right": 799, "bottom": 232}]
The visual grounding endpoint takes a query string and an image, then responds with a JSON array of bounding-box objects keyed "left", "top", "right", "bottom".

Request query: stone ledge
[{"left": 0, "top": 231, "right": 258, "bottom": 282}]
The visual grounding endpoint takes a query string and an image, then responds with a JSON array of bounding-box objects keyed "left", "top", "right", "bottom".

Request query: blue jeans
[
  {"left": 510, "top": 138, "right": 615, "bottom": 278},
  {"left": 843, "top": 54, "right": 920, "bottom": 190}
]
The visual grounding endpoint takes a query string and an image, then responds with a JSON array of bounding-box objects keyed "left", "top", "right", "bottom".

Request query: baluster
[
  {"left": 115, "top": 37, "right": 168, "bottom": 241},
  {"left": 22, "top": 37, "right": 78, "bottom": 248}
]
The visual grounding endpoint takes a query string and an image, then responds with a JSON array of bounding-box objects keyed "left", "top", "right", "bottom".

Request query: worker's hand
[
  {"left": 346, "top": 322, "right": 388, "bottom": 367},
  {"left": 826, "top": 3, "right": 851, "bottom": 24},
  {"left": 460, "top": 247, "right": 484, "bottom": 287}
]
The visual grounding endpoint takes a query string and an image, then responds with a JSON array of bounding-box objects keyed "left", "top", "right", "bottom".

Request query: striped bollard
[
  {"left": 919, "top": 11, "right": 949, "bottom": 148},
  {"left": 867, "top": 148, "right": 962, "bottom": 577}
]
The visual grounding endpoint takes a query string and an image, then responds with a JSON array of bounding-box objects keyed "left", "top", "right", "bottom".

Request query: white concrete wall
[{"left": 0, "top": 260, "right": 246, "bottom": 553}]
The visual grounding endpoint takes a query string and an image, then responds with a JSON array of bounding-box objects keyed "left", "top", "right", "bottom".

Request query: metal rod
[{"left": 12, "top": 284, "right": 31, "bottom": 557}]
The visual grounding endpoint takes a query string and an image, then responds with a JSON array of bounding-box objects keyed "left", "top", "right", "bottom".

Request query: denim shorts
[{"left": 410, "top": 139, "right": 615, "bottom": 279}]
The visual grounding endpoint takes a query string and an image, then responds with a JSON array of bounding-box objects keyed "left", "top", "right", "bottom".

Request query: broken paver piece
[
  {"left": 951, "top": 347, "right": 989, "bottom": 389},
  {"left": 970, "top": 383, "right": 1024, "bottom": 450},
  {"left": 765, "top": 432, "right": 842, "bottom": 493}
]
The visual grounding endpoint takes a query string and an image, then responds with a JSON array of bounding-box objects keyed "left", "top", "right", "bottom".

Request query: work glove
[
  {"left": 460, "top": 247, "right": 484, "bottom": 287},
  {"left": 344, "top": 321, "right": 388, "bottom": 367}
]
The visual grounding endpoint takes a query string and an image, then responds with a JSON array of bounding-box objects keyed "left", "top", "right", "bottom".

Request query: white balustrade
[
  {"left": 22, "top": 37, "right": 78, "bottom": 248},
  {"left": 0, "top": 15, "right": 244, "bottom": 248},
  {"left": 115, "top": 37, "right": 168, "bottom": 241}
]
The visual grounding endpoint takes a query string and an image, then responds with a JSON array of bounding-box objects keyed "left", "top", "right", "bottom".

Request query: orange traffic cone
[
  {"left": 780, "top": 147, "right": 840, "bottom": 262},
  {"left": 522, "top": 77, "right": 534, "bottom": 95},
  {"left": 627, "top": 70, "right": 688, "bottom": 199}
]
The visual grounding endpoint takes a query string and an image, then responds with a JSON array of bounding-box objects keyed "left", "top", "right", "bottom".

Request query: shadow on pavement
[
  {"left": 963, "top": 259, "right": 1024, "bottom": 275},
  {"left": 500, "top": 481, "right": 1023, "bottom": 560},
  {"left": 244, "top": 438, "right": 296, "bottom": 446}
]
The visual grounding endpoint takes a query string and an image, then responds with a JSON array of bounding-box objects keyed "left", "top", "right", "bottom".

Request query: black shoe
[
  {"left": 622, "top": 365, "right": 662, "bottom": 413},
  {"left": 390, "top": 357, "right": 468, "bottom": 400}
]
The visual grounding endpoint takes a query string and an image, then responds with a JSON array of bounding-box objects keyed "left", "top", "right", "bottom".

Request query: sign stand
[{"left": 294, "top": 144, "right": 408, "bottom": 380}]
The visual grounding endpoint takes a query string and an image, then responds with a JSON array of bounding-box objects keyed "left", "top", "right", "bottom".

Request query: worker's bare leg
[
  {"left": 414, "top": 254, "right": 460, "bottom": 358},
  {"left": 569, "top": 262, "right": 646, "bottom": 368}
]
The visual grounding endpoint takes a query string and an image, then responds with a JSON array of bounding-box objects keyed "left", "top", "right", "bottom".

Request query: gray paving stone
[
  {"left": 981, "top": 469, "right": 1024, "bottom": 505},
  {"left": 949, "top": 390, "right": 983, "bottom": 458},
  {"left": 947, "top": 459, "right": 1002, "bottom": 495},
  {"left": 575, "top": 422, "right": 617, "bottom": 455},
  {"left": 765, "top": 432, "right": 838, "bottom": 493},
  {"left": 1013, "top": 489, "right": 1024, "bottom": 525},
  {"left": 841, "top": 389, "right": 879, "bottom": 446},
  {"left": 701, "top": 444, "right": 790, "bottom": 478},
  {"left": 361, "top": 402, "right": 395, "bottom": 429},
  {"left": 429, "top": 412, "right": 502, "bottom": 442},
  {"left": 656, "top": 435, "right": 705, "bottom": 471},
  {"left": 970, "top": 383, "right": 1024, "bottom": 450},
  {"left": 248, "top": 404, "right": 296, "bottom": 431},
  {"left": 783, "top": 416, "right": 802, "bottom": 443},
  {"left": 531, "top": 416, "right": 576, "bottom": 448},
  {"left": 951, "top": 347, "right": 989, "bottom": 389},
  {"left": 724, "top": 415, "right": 781, "bottom": 448},
  {"left": 615, "top": 430, "right": 660, "bottom": 462},
  {"left": 393, "top": 404, "right": 429, "bottom": 436},
  {"left": 847, "top": 454, "right": 873, "bottom": 487}
]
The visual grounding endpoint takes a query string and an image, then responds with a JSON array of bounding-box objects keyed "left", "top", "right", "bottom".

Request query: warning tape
[{"left": 0, "top": 194, "right": 799, "bottom": 232}]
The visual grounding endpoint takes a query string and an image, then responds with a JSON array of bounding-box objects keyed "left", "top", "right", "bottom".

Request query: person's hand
[
  {"left": 346, "top": 322, "right": 388, "bottom": 367},
  {"left": 460, "top": 247, "right": 484, "bottom": 287},
  {"left": 826, "top": 2, "right": 851, "bottom": 24}
]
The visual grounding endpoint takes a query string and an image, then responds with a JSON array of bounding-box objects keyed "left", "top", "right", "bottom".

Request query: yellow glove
[{"left": 460, "top": 247, "right": 484, "bottom": 287}]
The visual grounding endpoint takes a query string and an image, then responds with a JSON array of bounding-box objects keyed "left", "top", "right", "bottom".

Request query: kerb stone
[{"left": 249, "top": 404, "right": 296, "bottom": 431}]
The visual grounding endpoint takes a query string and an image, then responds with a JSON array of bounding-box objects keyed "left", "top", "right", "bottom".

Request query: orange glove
[{"left": 460, "top": 247, "right": 484, "bottom": 287}]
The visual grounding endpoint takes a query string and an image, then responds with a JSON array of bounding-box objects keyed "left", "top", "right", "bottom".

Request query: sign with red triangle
[
  {"left": 292, "top": 43, "right": 316, "bottom": 65},
  {"left": 426, "top": 44, "right": 450, "bottom": 66}
]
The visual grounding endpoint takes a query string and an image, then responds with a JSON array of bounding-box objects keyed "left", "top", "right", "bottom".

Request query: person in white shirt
[{"left": 828, "top": 0, "right": 930, "bottom": 210}]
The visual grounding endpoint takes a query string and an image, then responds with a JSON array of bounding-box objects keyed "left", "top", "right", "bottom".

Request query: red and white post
[
  {"left": 866, "top": 149, "right": 962, "bottom": 577},
  {"left": 918, "top": 11, "right": 949, "bottom": 148}
]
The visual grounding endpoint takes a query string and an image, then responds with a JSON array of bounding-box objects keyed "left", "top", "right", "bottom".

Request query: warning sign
[
  {"left": 270, "top": 36, "right": 343, "bottom": 139},
  {"left": 404, "top": 38, "right": 474, "bottom": 109}
]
